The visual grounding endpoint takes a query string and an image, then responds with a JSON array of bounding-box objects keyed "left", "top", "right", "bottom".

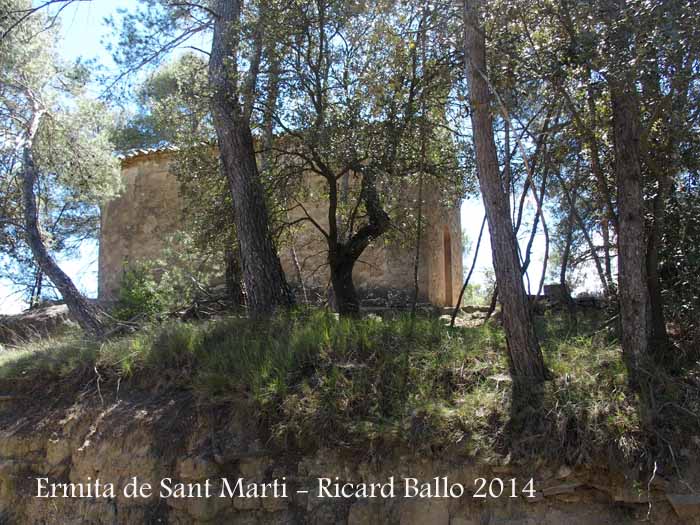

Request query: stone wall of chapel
[
  {"left": 98, "top": 153, "right": 182, "bottom": 300},
  {"left": 99, "top": 152, "right": 463, "bottom": 307}
]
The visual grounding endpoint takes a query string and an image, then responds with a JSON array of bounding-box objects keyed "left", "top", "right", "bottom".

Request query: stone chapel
[{"left": 98, "top": 148, "right": 463, "bottom": 307}]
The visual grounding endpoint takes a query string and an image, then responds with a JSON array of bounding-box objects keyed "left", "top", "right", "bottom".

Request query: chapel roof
[{"left": 116, "top": 145, "right": 180, "bottom": 161}]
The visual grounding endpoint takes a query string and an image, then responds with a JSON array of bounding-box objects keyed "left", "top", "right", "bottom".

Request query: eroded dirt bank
[{"left": 0, "top": 380, "right": 698, "bottom": 525}]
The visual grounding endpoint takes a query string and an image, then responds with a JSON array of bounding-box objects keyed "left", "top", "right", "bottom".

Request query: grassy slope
[{"left": 0, "top": 309, "right": 697, "bottom": 467}]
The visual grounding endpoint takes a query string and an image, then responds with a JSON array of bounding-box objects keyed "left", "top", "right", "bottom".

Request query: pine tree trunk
[
  {"left": 463, "top": 0, "right": 549, "bottom": 393},
  {"left": 22, "top": 148, "right": 106, "bottom": 336},
  {"left": 208, "top": 0, "right": 294, "bottom": 317},
  {"left": 610, "top": 80, "right": 651, "bottom": 388},
  {"left": 605, "top": 0, "right": 652, "bottom": 389}
]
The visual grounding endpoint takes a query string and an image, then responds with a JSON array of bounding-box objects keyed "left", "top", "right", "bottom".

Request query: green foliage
[
  {"left": 113, "top": 263, "right": 168, "bottom": 322},
  {"left": 460, "top": 284, "right": 488, "bottom": 306},
  {"left": 108, "top": 3, "right": 470, "bottom": 294},
  {"left": 659, "top": 181, "right": 700, "bottom": 332},
  {"left": 112, "top": 232, "right": 229, "bottom": 321},
  {"left": 111, "top": 53, "right": 212, "bottom": 150},
  {"left": 154, "top": 230, "right": 229, "bottom": 303},
  {"left": 274, "top": 0, "right": 468, "bottom": 249},
  {"left": 34, "top": 98, "right": 121, "bottom": 203}
]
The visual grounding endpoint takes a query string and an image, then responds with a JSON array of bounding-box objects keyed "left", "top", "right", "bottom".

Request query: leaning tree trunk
[
  {"left": 208, "top": 0, "right": 294, "bottom": 317},
  {"left": 610, "top": 79, "right": 651, "bottom": 389},
  {"left": 451, "top": 214, "right": 487, "bottom": 327},
  {"left": 22, "top": 147, "right": 106, "bottom": 336},
  {"left": 463, "top": 0, "right": 549, "bottom": 395}
]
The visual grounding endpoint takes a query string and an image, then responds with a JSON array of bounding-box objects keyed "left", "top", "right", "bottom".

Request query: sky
[
  {"left": 52, "top": 1, "right": 132, "bottom": 61},
  {"left": 0, "top": 1, "right": 580, "bottom": 315}
]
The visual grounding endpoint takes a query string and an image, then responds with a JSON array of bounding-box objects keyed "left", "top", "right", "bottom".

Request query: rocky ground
[{"left": 0, "top": 304, "right": 75, "bottom": 348}]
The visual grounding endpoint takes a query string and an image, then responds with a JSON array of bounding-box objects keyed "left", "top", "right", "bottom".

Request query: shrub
[{"left": 112, "top": 263, "right": 168, "bottom": 321}]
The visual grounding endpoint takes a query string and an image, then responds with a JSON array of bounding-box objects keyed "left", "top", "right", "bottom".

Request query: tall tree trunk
[
  {"left": 463, "top": 0, "right": 549, "bottom": 395},
  {"left": 560, "top": 195, "right": 577, "bottom": 328},
  {"left": 411, "top": 15, "right": 427, "bottom": 317},
  {"left": 606, "top": 0, "right": 651, "bottom": 390},
  {"left": 208, "top": 0, "right": 294, "bottom": 317},
  {"left": 22, "top": 147, "right": 106, "bottom": 336},
  {"left": 646, "top": 174, "right": 671, "bottom": 353},
  {"left": 610, "top": 79, "right": 651, "bottom": 388}
]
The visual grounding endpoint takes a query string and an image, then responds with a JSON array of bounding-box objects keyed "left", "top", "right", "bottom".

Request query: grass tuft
[{"left": 0, "top": 308, "right": 697, "bottom": 466}]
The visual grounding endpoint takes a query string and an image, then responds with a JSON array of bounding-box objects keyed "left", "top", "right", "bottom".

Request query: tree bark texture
[
  {"left": 208, "top": 0, "right": 294, "bottom": 317},
  {"left": 463, "top": 0, "right": 549, "bottom": 389},
  {"left": 327, "top": 169, "right": 390, "bottom": 316}
]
